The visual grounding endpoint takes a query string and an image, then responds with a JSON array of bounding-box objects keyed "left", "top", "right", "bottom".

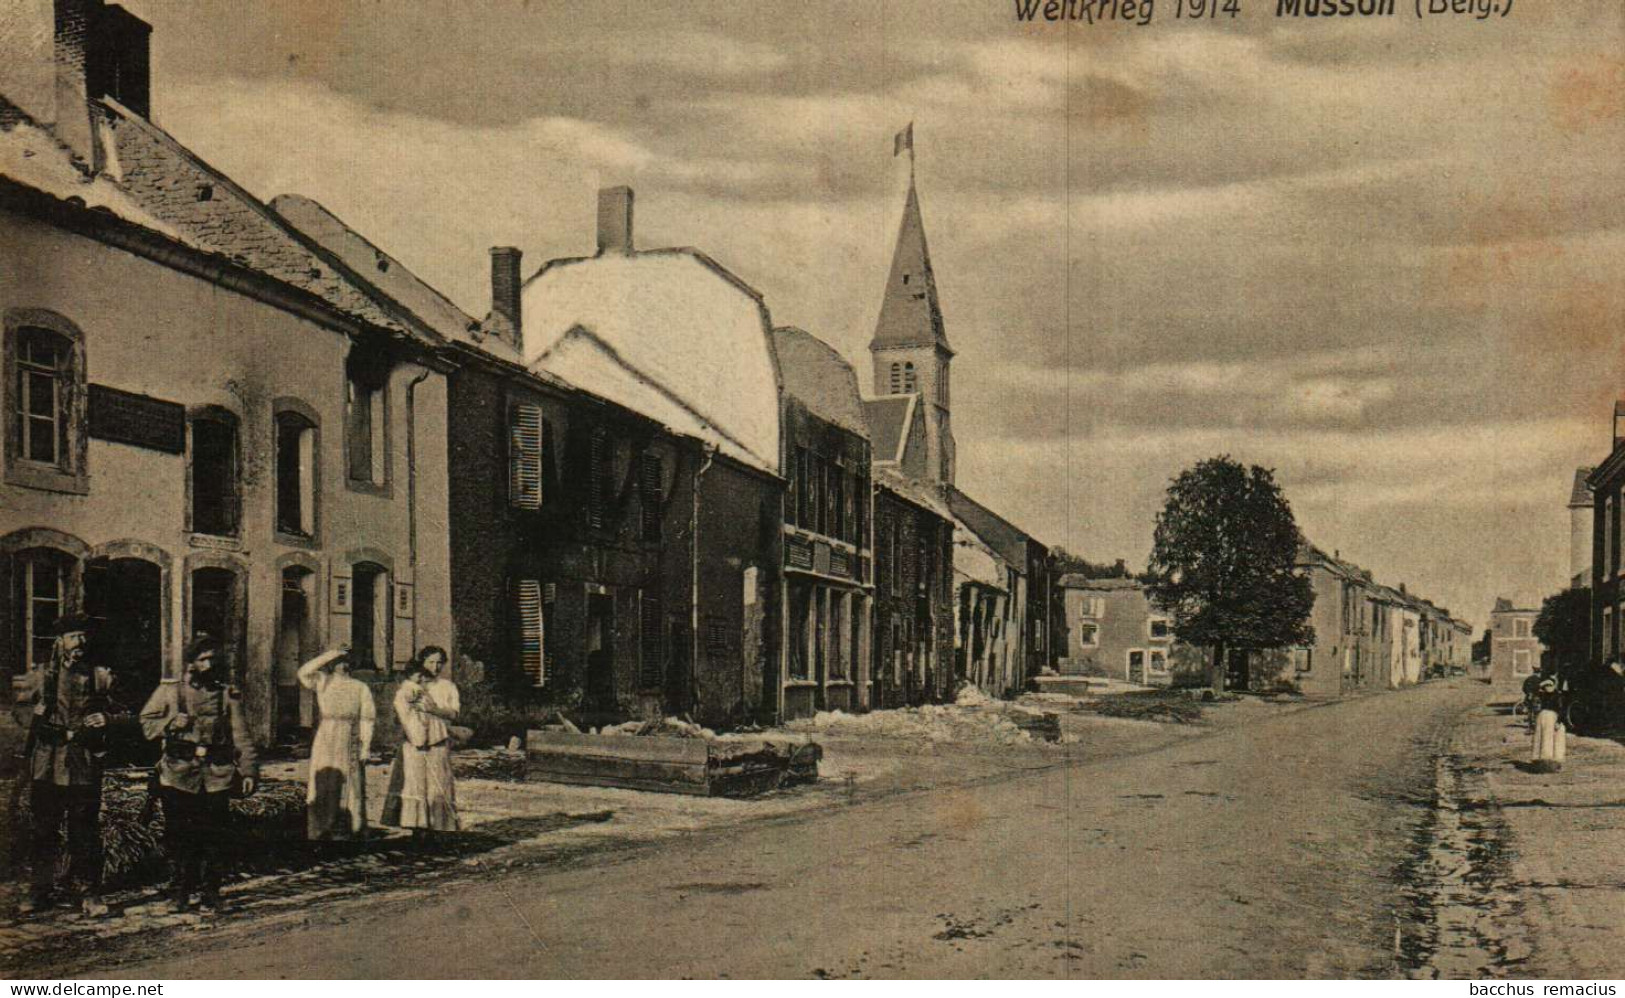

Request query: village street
[{"left": 39, "top": 678, "right": 1583, "bottom": 981}]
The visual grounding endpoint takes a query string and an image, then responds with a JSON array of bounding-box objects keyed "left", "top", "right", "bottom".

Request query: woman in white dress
[
  {"left": 297, "top": 646, "right": 376, "bottom": 840},
  {"left": 381, "top": 646, "right": 460, "bottom": 836}
]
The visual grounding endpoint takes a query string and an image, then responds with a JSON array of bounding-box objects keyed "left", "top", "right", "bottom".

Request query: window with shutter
[
  {"left": 509, "top": 403, "right": 544, "bottom": 510},
  {"left": 640, "top": 452, "right": 663, "bottom": 541},
  {"left": 640, "top": 592, "right": 663, "bottom": 688},
  {"left": 587, "top": 427, "right": 610, "bottom": 530},
  {"left": 516, "top": 579, "right": 546, "bottom": 687}
]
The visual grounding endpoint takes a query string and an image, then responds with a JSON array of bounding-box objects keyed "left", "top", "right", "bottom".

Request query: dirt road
[{"left": 90, "top": 680, "right": 1504, "bottom": 979}]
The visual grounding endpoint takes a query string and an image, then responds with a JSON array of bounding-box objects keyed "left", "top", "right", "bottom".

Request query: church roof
[
  {"left": 862, "top": 395, "right": 916, "bottom": 464},
  {"left": 870, "top": 179, "right": 951, "bottom": 355}
]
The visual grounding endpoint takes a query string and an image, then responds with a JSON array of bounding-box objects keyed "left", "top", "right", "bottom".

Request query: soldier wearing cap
[
  {"left": 139, "top": 635, "right": 258, "bottom": 912},
  {"left": 14, "top": 611, "right": 126, "bottom": 916}
]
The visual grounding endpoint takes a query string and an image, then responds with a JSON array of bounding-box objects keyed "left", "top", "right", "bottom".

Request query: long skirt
[
  {"left": 381, "top": 740, "right": 459, "bottom": 831},
  {"left": 1532, "top": 709, "right": 1566, "bottom": 772},
  {"left": 307, "top": 718, "right": 366, "bottom": 840}
]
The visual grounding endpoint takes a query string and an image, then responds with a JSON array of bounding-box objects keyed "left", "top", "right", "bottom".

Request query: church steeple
[
  {"left": 870, "top": 166, "right": 956, "bottom": 486},
  {"left": 871, "top": 178, "right": 952, "bottom": 356}
]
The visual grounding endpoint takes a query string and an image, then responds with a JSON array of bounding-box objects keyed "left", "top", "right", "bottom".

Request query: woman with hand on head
[
  {"left": 381, "top": 646, "right": 460, "bottom": 839},
  {"left": 298, "top": 645, "right": 376, "bottom": 840}
]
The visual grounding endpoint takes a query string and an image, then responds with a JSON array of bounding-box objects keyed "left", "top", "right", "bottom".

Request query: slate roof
[
  {"left": 270, "top": 194, "right": 490, "bottom": 352},
  {"left": 91, "top": 99, "right": 434, "bottom": 345},
  {"left": 773, "top": 326, "right": 869, "bottom": 438},
  {"left": 871, "top": 179, "right": 951, "bottom": 353},
  {"left": 946, "top": 487, "right": 1032, "bottom": 568},
  {"left": 874, "top": 465, "right": 952, "bottom": 520},
  {"left": 862, "top": 396, "right": 914, "bottom": 464}
]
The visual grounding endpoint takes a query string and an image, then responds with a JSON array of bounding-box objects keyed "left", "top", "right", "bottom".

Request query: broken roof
[
  {"left": 1058, "top": 575, "right": 1143, "bottom": 592},
  {"left": 946, "top": 487, "right": 1033, "bottom": 568},
  {"left": 874, "top": 465, "right": 952, "bottom": 520},
  {"left": 270, "top": 193, "right": 494, "bottom": 355},
  {"left": 774, "top": 326, "right": 868, "bottom": 438}
]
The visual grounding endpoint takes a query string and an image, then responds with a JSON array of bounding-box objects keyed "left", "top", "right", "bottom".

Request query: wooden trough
[{"left": 525, "top": 730, "right": 821, "bottom": 797}]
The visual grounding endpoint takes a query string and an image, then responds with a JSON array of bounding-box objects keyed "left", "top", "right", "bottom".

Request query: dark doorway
[
  {"left": 83, "top": 557, "right": 163, "bottom": 692},
  {"left": 190, "top": 567, "right": 243, "bottom": 680},
  {"left": 276, "top": 567, "right": 318, "bottom": 742},
  {"left": 1226, "top": 648, "right": 1251, "bottom": 691},
  {"left": 585, "top": 592, "right": 615, "bottom": 709},
  {"left": 351, "top": 562, "right": 387, "bottom": 673}
]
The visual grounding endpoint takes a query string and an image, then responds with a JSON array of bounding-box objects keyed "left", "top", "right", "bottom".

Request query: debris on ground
[
  {"left": 786, "top": 699, "right": 1070, "bottom": 746},
  {"left": 524, "top": 718, "right": 821, "bottom": 797},
  {"left": 1069, "top": 691, "right": 1206, "bottom": 724}
]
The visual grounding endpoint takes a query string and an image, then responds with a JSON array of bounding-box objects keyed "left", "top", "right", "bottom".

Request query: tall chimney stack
[
  {"left": 596, "top": 186, "right": 634, "bottom": 256},
  {"left": 489, "top": 246, "right": 522, "bottom": 351}
]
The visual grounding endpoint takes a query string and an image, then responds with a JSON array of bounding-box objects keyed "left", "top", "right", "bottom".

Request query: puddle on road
[{"left": 1394, "top": 753, "right": 1533, "bottom": 979}]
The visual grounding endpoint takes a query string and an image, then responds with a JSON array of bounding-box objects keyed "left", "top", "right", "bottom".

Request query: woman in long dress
[
  {"left": 297, "top": 647, "right": 376, "bottom": 840},
  {"left": 381, "top": 646, "right": 460, "bottom": 836}
]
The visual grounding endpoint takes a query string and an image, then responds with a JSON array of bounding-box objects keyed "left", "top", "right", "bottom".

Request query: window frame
[
  {"left": 4, "top": 311, "right": 88, "bottom": 495},
  {"left": 185, "top": 405, "right": 243, "bottom": 540},
  {"left": 342, "top": 346, "right": 392, "bottom": 496},
  {"left": 273, "top": 399, "right": 321, "bottom": 546}
]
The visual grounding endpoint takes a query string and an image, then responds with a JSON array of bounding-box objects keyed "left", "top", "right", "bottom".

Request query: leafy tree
[
  {"left": 1145, "top": 456, "right": 1315, "bottom": 691},
  {"left": 1534, "top": 586, "right": 1590, "bottom": 678},
  {"left": 1472, "top": 628, "right": 1492, "bottom": 665}
]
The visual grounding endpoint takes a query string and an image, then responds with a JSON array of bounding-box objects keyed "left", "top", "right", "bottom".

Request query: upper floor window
[
  {"left": 889, "top": 363, "right": 902, "bottom": 394},
  {"left": 5, "top": 313, "right": 87, "bottom": 494},
  {"left": 902, "top": 362, "right": 917, "bottom": 394},
  {"left": 1514, "top": 618, "right": 1531, "bottom": 639},
  {"left": 640, "top": 452, "right": 664, "bottom": 542},
  {"left": 587, "top": 426, "right": 612, "bottom": 531},
  {"left": 275, "top": 408, "right": 317, "bottom": 538},
  {"left": 17, "top": 329, "right": 69, "bottom": 467},
  {"left": 509, "top": 402, "right": 545, "bottom": 511},
  {"left": 1149, "top": 616, "right": 1172, "bottom": 640},
  {"left": 189, "top": 409, "right": 240, "bottom": 537},
  {"left": 344, "top": 348, "right": 389, "bottom": 488}
]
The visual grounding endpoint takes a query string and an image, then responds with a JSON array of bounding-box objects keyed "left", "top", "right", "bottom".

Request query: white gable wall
[{"left": 523, "top": 252, "right": 780, "bottom": 476}]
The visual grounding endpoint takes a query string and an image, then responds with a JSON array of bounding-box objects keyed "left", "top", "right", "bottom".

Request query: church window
[
  {"left": 889, "top": 363, "right": 902, "bottom": 394},
  {"left": 902, "top": 362, "right": 916, "bottom": 394}
]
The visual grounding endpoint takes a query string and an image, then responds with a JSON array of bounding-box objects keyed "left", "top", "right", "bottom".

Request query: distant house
[
  {"left": 868, "top": 466, "right": 955, "bottom": 709},
  {"left": 1589, "top": 410, "right": 1625, "bottom": 666},
  {"left": 1489, "top": 598, "right": 1541, "bottom": 683},
  {"left": 1569, "top": 467, "right": 1595, "bottom": 590},
  {"left": 1056, "top": 577, "right": 1181, "bottom": 685}
]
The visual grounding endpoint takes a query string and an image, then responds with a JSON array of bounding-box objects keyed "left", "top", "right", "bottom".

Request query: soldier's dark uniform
[
  {"left": 139, "top": 673, "right": 257, "bottom": 907},
  {"left": 16, "top": 640, "right": 127, "bottom": 907}
]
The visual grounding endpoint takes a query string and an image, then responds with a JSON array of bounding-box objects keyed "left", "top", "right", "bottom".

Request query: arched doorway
[
  {"left": 276, "top": 565, "right": 319, "bottom": 741},
  {"left": 83, "top": 557, "right": 164, "bottom": 695}
]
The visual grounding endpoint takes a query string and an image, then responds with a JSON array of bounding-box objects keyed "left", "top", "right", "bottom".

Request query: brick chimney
[
  {"left": 0, "top": 1, "right": 150, "bottom": 165},
  {"left": 596, "top": 186, "right": 634, "bottom": 256},
  {"left": 489, "top": 246, "right": 522, "bottom": 351}
]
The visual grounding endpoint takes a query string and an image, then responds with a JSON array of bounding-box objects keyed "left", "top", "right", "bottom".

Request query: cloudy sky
[{"left": 124, "top": 0, "right": 1624, "bottom": 629}]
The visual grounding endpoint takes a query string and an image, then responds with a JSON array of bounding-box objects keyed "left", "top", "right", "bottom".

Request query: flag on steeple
[{"left": 893, "top": 122, "right": 914, "bottom": 158}]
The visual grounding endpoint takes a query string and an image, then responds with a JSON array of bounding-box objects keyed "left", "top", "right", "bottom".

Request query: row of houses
[
  {"left": 1052, "top": 543, "right": 1471, "bottom": 696},
  {"left": 0, "top": 0, "right": 1062, "bottom": 741}
]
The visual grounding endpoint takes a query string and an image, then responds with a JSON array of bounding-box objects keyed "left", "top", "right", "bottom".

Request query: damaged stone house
[
  {"left": 867, "top": 466, "right": 954, "bottom": 709},
  {"left": 774, "top": 325, "right": 873, "bottom": 719},
  {"left": 0, "top": 0, "right": 454, "bottom": 744}
]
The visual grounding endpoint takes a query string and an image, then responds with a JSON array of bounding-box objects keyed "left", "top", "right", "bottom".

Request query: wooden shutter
[
  {"left": 640, "top": 452, "right": 663, "bottom": 541},
  {"left": 587, "top": 427, "right": 608, "bottom": 530},
  {"left": 516, "top": 579, "right": 546, "bottom": 687},
  {"left": 639, "top": 591, "right": 663, "bottom": 688},
  {"left": 509, "top": 403, "right": 544, "bottom": 510}
]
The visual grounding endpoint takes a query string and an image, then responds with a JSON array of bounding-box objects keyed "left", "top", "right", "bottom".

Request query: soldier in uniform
[
  {"left": 14, "top": 612, "right": 126, "bottom": 916},
  {"left": 139, "top": 635, "right": 258, "bottom": 912}
]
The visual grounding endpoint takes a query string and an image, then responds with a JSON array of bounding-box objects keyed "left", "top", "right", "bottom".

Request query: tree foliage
[
  {"left": 1534, "top": 586, "right": 1590, "bottom": 676},
  {"left": 1049, "top": 547, "right": 1133, "bottom": 580},
  {"left": 1145, "top": 456, "right": 1315, "bottom": 690}
]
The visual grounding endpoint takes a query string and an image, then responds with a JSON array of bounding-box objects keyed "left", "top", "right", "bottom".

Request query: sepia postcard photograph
[{"left": 0, "top": 0, "right": 1622, "bottom": 982}]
